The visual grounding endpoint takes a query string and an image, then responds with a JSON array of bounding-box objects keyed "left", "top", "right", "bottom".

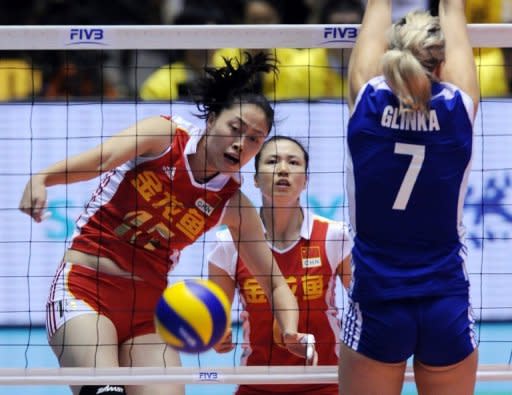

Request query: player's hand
[
  {"left": 19, "top": 175, "right": 48, "bottom": 223},
  {"left": 213, "top": 327, "right": 235, "bottom": 353},
  {"left": 282, "top": 332, "right": 318, "bottom": 365}
]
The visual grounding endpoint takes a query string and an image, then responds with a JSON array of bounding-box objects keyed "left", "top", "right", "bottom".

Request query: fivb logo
[
  {"left": 68, "top": 28, "right": 106, "bottom": 46},
  {"left": 322, "top": 26, "right": 358, "bottom": 44},
  {"left": 198, "top": 371, "right": 220, "bottom": 381}
]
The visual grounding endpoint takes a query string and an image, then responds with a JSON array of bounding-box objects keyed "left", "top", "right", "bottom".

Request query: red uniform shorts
[{"left": 46, "top": 263, "right": 165, "bottom": 344}]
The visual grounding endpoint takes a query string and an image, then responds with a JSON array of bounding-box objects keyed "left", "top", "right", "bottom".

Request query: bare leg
[
  {"left": 49, "top": 314, "right": 119, "bottom": 395},
  {"left": 119, "top": 333, "right": 184, "bottom": 395},
  {"left": 339, "top": 342, "right": 407, "bottom": 395},
  {"left": 414, "top": 349, "right": 478, "bottom": 395}
]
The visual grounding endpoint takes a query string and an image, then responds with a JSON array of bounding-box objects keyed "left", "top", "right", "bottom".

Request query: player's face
[
  {"left": 255, "top": 139, "right": 307, "bottom": 205},
  {"left": 205, "top": 103, "right": 269, "bottom": 174}
]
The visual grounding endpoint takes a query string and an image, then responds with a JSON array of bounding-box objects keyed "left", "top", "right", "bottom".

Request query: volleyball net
[{"left": 0, "top": 24, "right": 511, "bottom": 389}]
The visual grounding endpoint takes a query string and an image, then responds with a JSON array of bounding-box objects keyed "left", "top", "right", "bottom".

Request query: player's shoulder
[
  {"left": 352, "top": 76, "right": 392, "bottom": 110},
  {"left": 358, "top": 75, "right": 391, "bottom": 95},
  {"left": 432, "top": 81, "right": 476, "bottom": 121},
  {"left": 215, "top": 227, "right": 234, "bottom": 243},
  {"left": 310, "top": 213, "right": 334, "bottom": 224},
  {"left": 433, "top": 81, "right": 473, "bottom": 104},
  {"left": 213, "top": 227, "right": 238, "bottom": 263},
  {"left": 310, "top": 212, "right": 341, "bottom": 225},
  {"left": 367, "top": 75, "right": 388, "bottom": 89},
  {"left": 310, "top": 213, "right": 350, "bottom": 234},
  {"left": 169, "top": 115, "right": 202, "bottom": 137}
]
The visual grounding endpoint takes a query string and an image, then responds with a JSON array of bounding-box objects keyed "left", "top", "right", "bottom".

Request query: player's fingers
[
  {"left": 283, "top": 332, "right": 318, "bottom": 364},
  {"left": 213, "top": 342, "right": 235, "bottom": 353},
  {"left": 31, "top": 199, "right": 49, "bottom": 222},
  {"left": 213, "top": 328, "right": 234, "bottom": 353},
  {"left": 300, "top": 334, "right": 318, "bottom": 365}
]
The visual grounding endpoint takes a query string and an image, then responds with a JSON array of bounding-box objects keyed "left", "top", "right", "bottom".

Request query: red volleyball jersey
[
  {"left": 69, "top": 116, "right": 240, "bottom": 289},
  {"left": 209, "top": 212, "right": 352, "bottom": 393}
]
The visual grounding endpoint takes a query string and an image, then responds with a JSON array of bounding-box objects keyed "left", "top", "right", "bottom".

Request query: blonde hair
[{"left": 382, "top": 11, "right": 445, "bottom": 113}]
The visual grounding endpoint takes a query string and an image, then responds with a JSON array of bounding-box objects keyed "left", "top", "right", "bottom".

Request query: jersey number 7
[{"left": 392, "top": 143, "right": 425, "bottom": 211}]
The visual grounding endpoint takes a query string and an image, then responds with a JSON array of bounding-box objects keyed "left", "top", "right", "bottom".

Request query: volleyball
[{"left": 154, "top": 279, "right": 231, "bottom": 353}]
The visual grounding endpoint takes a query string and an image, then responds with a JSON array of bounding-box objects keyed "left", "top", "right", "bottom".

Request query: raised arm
[
  {"left": 348, "top": 0, "right": 392, "bottom": 109},
  {"left": 19, "top": 116, "right": 176, "bottom": 222},
  {"left": 439, "top": 0, "right": 479, "bottom": 113}
]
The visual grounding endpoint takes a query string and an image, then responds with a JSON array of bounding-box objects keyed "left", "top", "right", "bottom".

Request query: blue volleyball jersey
[{"left": 347, "top": 76, "right": 475, "bottom": 302}]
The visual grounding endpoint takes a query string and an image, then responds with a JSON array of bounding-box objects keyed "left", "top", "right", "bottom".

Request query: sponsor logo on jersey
[
  {"left": 163, "top": 166, "right": 176, "bottom": 180},
  {"left": 195, "top": 198, "right": 215, "bottom": 216},
  {"left": 301, "top": 246, "right": 322, "bottom": 268}
]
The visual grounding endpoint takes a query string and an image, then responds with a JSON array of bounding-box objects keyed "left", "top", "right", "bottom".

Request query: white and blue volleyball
[{"left": 154, "top": 279, "right": 231, "bottom": 353}]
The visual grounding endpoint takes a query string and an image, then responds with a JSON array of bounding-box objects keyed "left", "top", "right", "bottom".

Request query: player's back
[{"left": 347, "top": 76, "right": 474, "bottom": 301}]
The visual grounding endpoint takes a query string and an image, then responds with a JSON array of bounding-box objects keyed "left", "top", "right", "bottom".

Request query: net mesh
[{"left": 0, "top": 25, "right": 511, "bottom": 392}]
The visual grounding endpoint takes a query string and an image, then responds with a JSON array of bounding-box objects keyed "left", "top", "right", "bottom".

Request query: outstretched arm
[
  {"left": 208, "top": 263, "right": 236, "bottom": 353},
  {"left": 19, "top": 116, "right": 176, "bottom": 222},
  {"left": 438, "top": 0, "right": 479, "bottom": 114},
  {"left": 348, "top": 0, "right": 392, "bottom": 110},
  {"left": 223, "top": 191, "right": 317, "bottom": 363}
]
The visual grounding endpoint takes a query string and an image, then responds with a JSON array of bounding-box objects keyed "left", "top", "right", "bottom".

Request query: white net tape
[
  {"left": 0, "top": 365, "right": 510, "bottom": 386},
  {"left": 0, "top": 24, "right": 510, "bottom": 50}
]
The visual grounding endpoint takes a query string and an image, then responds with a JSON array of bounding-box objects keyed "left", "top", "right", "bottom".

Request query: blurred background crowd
[{"left": 0, "top": 0, "right": 511, "bottom": 101}]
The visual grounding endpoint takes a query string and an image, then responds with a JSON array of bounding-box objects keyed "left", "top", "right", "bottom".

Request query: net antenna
[{"left": 1, "top": 23, "right": 511, "bottom": 387}]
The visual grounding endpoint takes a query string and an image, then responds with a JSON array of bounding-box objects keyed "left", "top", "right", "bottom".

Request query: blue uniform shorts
[{"left": 341, "top": 294, "right": 477, "bottom": 366}]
